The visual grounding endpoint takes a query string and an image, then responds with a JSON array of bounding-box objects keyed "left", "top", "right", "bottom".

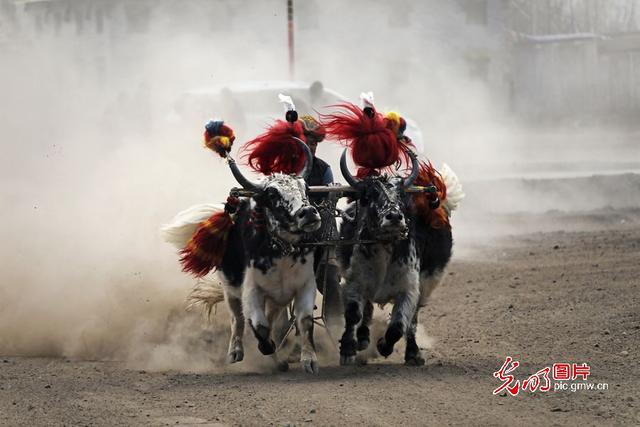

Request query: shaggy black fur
[
  {"left": 338, "top": 176, "right": 454, "bottom": 363},
  {"left": 339, "top": 300, "right": 362, "bottom": 357}
]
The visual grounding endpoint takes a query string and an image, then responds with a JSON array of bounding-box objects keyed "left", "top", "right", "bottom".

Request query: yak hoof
[
  {"left": 277, "top": 360, "right": 289, "bottom": 372},
  {"left": 258, "top": 339, "right": 276, "bottom": 355},
  {"left": 357, "top": 339, "right": 370, "bottom": 351},
  {"left": 356, "top": 326, "right": 370, "bottom": 351},
  {"left": 227, "top": 349, "right": 244, "bottom": 363},
  {"left": 302, "top": 358, "right": 319, "bottom": 374},
  {"left": 405, "top": 354, "right": 426, "bottom": 366},
  {"left": 340, "top": 354, "right": 356, "bottom": 366},
  {"left": 339, "top": 337, "right": 357, "bottom": 358},
  {"left": 376, "top": 338, "right": 394, "bottom": 358},
  {"left": 356, "top": 355, "right": 368, "bottom": 366}
]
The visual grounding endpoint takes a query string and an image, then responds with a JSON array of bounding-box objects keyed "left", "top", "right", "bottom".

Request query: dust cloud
[{"left": 1, "top": 0, "right": 638, "bottom": 370}]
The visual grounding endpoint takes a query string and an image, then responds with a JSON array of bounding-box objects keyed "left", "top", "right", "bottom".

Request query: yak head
[
  {"left": 228, "top": 137, "right": 321, "bottom": 243},
  {"left": 340, "top": 149, "right": 419, "bottom": 240},
  {"left": 259, "top": 174, "right": 321, "bottom": 241}
]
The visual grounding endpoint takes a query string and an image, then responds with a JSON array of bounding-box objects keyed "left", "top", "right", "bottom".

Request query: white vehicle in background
[{"left": 166, "top": 80, "right": 424, "bottom": 152}]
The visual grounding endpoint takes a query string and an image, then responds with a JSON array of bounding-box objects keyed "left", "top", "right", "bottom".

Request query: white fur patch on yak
[
  {"left": 264, "top": 174, "right": 308, "bottom": 215},
  {"left": 248, "top": 252, "right": 315, "bottom": 307}
]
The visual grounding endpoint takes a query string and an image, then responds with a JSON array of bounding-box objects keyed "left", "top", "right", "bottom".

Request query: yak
[
  {"left": 336, "top": 149, "right": 463, "bottom": 366},
  {"left": 163, "top": 138, "right": 324, "bottom": 373}
]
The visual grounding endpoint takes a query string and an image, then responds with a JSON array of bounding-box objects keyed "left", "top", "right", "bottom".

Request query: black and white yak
[
  {"left": 336, "top": 149, "right": 464, "bottom": 365},
  {"left": 162, "top": 139, "right": 324, "bottom": 373}
]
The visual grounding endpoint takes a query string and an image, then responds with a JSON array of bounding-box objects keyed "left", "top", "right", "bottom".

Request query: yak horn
[
  {"left": 340, "top": 149, "right": 360, "bottom": 187},
  {"left": 227, "top": 155, "right": 262, "bottom": 192},
  {"left": 292, "top": 136, "right": 313, "bottom": 180},
  {"left": 402, "top": 149, "right": 420, "bottom": 188}
]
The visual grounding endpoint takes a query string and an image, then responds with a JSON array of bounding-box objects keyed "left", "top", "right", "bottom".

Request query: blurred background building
[{"left": 1, "top": 0, "right": 639, "bottom": 126}]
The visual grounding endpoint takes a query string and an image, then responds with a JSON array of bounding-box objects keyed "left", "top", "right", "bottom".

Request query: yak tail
[
  {"left": 440, "top": 163, "right": 465, "bottom": 216},
  {"left": 186, "top": 275, "right": 226, "bottom": 320},
  {"left": 160, "top": 203, "right": 224, "bottom": 249}
]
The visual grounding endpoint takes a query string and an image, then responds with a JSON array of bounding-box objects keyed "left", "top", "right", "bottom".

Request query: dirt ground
[{"left": 1, "top": 209, "right": 639, "bottom": 426}]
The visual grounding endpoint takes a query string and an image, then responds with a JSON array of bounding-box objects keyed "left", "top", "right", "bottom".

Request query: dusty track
[{"left": 1, "top": 212, "right": 639, "bottom": 426}]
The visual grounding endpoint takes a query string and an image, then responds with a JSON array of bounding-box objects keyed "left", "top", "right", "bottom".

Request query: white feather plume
[
  {"left": 441, "top": 164, "right": 464, "bottom": 216},
  {"left": 278, "top": 93, "right": 296, "bottom": 112},
  {"left": 360, "top": 91, "right": 375, "bottom": 109},
  {"left": 160, "top": 203, "right": 223, "bottom": 249}
]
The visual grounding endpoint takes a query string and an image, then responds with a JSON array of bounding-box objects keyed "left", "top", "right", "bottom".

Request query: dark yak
[{"left": 337, "top": 148, "right": 461, "bottom": 366}]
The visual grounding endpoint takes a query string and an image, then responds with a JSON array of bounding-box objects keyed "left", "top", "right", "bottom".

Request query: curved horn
[
  {"left": 340, "top": 149, "right": 360, "bottom": 187},
  {"left": 227, "top": 155, "right": 262, "bottom": 192},
  {"left": 292, "top": 136, "right": 313, "bottom": 180},
  {"left": 402, "top": 149, "right": 420, "bottom": 188}
]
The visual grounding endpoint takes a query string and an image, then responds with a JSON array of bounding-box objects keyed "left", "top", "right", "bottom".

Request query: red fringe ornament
[
  {"left": 412, "top": 161, "right": 450, "bottom": 230},
  {"left": 179, "top": 196, "right": 240, "bottom": 277},
  {"left": 322, "top": 103, "right": 412, "bottom": 176},
  {"left": 242, "top": 120, "right": 307, "bottom": 175}
]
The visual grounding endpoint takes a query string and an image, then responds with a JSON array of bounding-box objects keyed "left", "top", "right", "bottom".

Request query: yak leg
[
  {"left": 402, "top": 270, "right": 445, "bottom": 365},
  {"left": 225, "top": 290, "right": 245, "bottom": 363},
  {"left": 243, "top": 283, "right": 276, "bottom": 355},
  {"left": 418, "top": 270, "right": 445, "bottom": 308},
  {"left": 263, "top": 301, "right": 292, "bottom": 372},
  {"left": 339, "top": 284, "right": 364, "bottom": 365},
  {"left": 295, "top": 278, "right": 318, "bottom": 374},
  {"left": 315, "top": 249, "right": 343, "bottom": 331},
  {"left": 377, "top": 290, "right": 418, "bottom": 358},
  {"left": 356, "top": 301, "right": 373, "bottom": 351},
  {"left": 404, "top": 310, "right": 425, "bottom": 366}
]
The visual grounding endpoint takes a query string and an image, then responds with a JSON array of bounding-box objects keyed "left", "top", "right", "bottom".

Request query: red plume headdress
[
  {"left": 322, "top": 101, "right": 412, "bottom": 177},
  {"left": 239, "top": 93, "right": 310, "bottom": 176},
  {"left": 241, "top": 119, "right": 307, "bottom": 175}
]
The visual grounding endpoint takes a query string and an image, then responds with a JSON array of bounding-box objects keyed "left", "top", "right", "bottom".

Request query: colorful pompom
[
  {"left": 204, "top": 120, "right": 236, "bottom": 158},
  {"left": 384, "top": 111, "right": 407, "bottom": 137}
]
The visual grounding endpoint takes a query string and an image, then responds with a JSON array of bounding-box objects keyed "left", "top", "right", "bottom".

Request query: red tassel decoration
[
  {"left": 412, "top": 161, "right": 450, "bottom": 230},
  {"left": 322, "top": 103, "right": 413, "bottom": 176},
  {"left": 179, "top": 196, "right": 240, "bottom": 277},
  {"left": 179, "top": 214, "right": 235, "bottom": 279},
  {"left": 179, "top": 211, "right": 233, "bottom": 277},
  {"left": 241, "top": 120, "right": 306, "bottom": 175}
]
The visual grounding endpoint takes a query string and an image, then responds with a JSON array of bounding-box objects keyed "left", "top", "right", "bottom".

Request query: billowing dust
[{"left": 1, "top": 1, "right": 637, "bottom": 372}]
